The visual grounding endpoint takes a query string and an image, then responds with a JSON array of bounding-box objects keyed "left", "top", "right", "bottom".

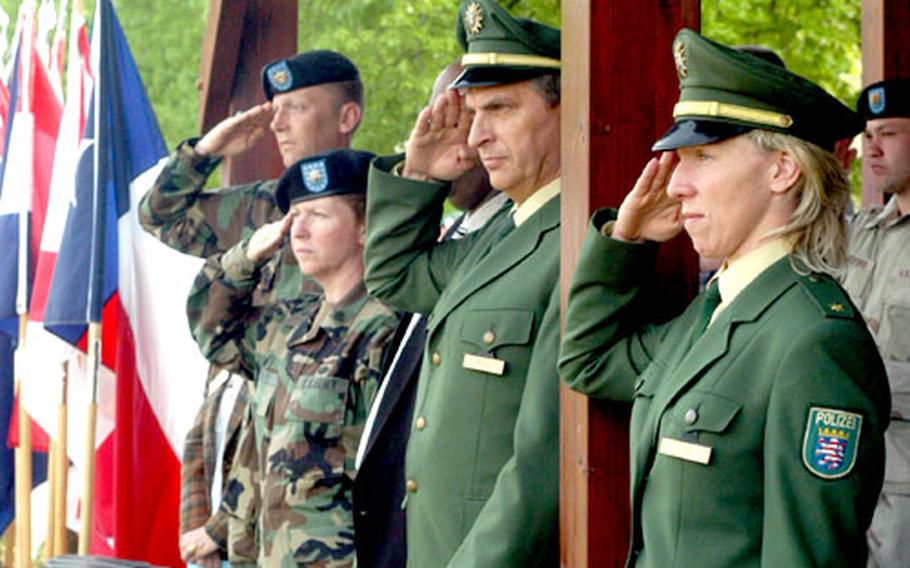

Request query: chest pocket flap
[
  {"left": 255, "top": 369, "right": 279, "bottom": 417},
  {"left": 460, "top": 308, "right": 535, "bottom": 352},
  {"left": 285, "top": 375, "right": 348, "bottom": 424},
  {"left": 682, "top": 392, "right": 742, "bottom": 434}
]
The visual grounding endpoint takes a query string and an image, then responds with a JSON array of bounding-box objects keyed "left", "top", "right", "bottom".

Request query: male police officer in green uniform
[
  {"left": 561, "top": 29, "right": 889, "bottom": 567},
  {"left": 363, "top": 1, "right": 560, "bottom": 566},
  {"left": 843, "top": 78, "right": 910, "bottom": 568}
]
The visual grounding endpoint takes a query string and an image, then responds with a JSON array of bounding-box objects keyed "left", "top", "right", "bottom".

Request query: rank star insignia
[
  {"left": 464, "top": 2, "right": 484, "bottom": 37},
  {"left": 673, "top": 39, "right": 688, "bottom": 80}
]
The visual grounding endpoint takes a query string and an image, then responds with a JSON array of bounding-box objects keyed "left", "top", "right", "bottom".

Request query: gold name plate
[{"left": 658, "top": 437, "right": 712, "bottom": 465}]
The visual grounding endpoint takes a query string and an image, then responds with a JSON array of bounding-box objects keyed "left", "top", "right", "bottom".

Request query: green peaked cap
[
  {"left": 450, "top": 0, "right": 560, "bottom": 89},
  {"left": 653, "top": 29, "right": 863, "bottom": 152}
]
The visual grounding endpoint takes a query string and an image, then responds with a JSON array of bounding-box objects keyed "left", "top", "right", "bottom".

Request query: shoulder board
[{"left": 797, "top": 272, "right": 855, "bottom": 319}]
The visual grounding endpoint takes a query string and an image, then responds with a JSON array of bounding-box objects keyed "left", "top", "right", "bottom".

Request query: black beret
[
  {"left": 262, "top": 50, "right": 360, "bottom": 101},
  {"left": 275, "top": 149, "right": 375, "bottom": 214},
  {"left": 857, "top": 78, "right": 910, "bottom": 120}
]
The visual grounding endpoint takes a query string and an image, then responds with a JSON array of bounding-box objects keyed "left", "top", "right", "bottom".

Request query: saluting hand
[
  {"left": 194, "top": 102, "right": 274, "bottom": 159},
  {"left": 403, "top": 89, "right": 475, "bottom": 182},
  {"left": 614, "top": 152, "right": 683, "bottom": 243},
  {"left": 246, "top": 213, "right": 293, "bottom": 264}
]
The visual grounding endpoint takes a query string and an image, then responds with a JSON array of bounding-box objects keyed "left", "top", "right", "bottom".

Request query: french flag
[{"left": 43, "top": 0, "right": 209, "bottom": 563}]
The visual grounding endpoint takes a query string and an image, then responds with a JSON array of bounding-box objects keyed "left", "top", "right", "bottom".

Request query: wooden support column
[
  {"left": 860, "top": 0, "right": 910, "bottom": 206},
  {"left": 560, "top": 1, "right": 700, "bottom": 566},
  {"left": 198, "top": 0, "right": 297, "bottom": 185}
]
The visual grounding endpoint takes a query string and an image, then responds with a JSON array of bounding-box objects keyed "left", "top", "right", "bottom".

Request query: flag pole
[
  {"left": 3, "top": 522, "right": 14, "bottom": 565},
  {"left": 77, "top": 324, "right": 99, "bottom": 555},
  {"left": 13, "top": 5, "right": 36, "bottom": 566},
  {"left": 45, "top": 436, "right": 56, "bottom": 560},
  {"left": 14, "top": 318, "right": 32, "bottom": 568},
  {"left": 53, "top": 362, "right": 68, "bottom": 557},
  {"left": 78, "top": 1, "right": 105, "bottom": 552}
]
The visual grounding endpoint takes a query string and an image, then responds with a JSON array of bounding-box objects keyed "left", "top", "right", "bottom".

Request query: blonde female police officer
[{"left": 559, "top": 29, "right": 890, "bottom": 567}]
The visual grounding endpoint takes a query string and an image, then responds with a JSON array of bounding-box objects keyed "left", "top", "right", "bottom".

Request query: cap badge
[
  {"left": 869, "top": 87, "right": 886, "bottom": 115},
  {"left": 267, "top": 61, "right": 293, "bottom": 93},
  {"left": 464, "top": 2, "right": 484, "bottom": 37},
  {"left": 301, "top": 160, "right": 329, "bottom": 193},
  {"left": 673, "top": 39, "right": 688, "bottom": 80}
]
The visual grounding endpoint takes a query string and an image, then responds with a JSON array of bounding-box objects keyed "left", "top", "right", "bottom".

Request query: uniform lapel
[
  {"left": 646, "top": 258, "right": 798, "bottom": 437},
  {"left": 426, "top": 197, "right": 559, "bottom": 334}
]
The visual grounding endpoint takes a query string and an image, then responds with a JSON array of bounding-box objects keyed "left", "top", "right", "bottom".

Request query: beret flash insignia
[
  {"left": 302, "top": 160, "right": 329, "bottom": 193},
  {"left": 869, "top": 87, "right": 886, "bottom": 115},
  {"left": 267, "top": 61, "right": 293, "bottom": 93}
]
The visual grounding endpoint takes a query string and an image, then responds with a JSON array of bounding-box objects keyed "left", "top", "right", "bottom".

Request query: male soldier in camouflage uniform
[
  {"left": 188, "top": 149, "right": 399, "bottom": 567},
  {"left": 843, "top": 78, "right": 910, "bottom": 568},
  {"left": 136, "top": 51, "right": 364, "bottom": 565}
]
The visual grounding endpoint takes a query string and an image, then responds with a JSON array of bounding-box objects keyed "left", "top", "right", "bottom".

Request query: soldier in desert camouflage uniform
[{"left": 188, "top": 149, "right": 399, "bottom": 567}]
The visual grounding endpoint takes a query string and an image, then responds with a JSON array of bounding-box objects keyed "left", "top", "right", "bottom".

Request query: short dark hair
[
  {"left": 328, "top": 79, "right": 365, "bottom": 133},
  {"left": 338, "top": 194, "right": 366, "bottom": 224},
  {"left": 329, "top": 79, "right": 364, "bottom": 110},
  {"left": 531, "top": 73, "right": 560, "bottom": 107}
]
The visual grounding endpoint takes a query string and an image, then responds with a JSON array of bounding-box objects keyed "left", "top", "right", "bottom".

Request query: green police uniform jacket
[
  {"left": 363, "top": 156, "right": 561, "bottom": 568},
  {"left": 559, "top": 210, "right": 890, "bottom": 567},
  {"left": 188, "top": 240, "right": 399, "bottom": 567}
]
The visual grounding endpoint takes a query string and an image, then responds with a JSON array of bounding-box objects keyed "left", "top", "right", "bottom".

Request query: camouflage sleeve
[
  {"left": 345, "top": 301, "right": 401, "bottom": 472},
  {"left": 186, "top": 240, "right": 270, "bottom": 378},
  {"left": 138, "top": 138, "right": 282, "bottom": 258},
  {"left": 222, "top": 405, "right": 260, "bottom": 565},
  {"left": 179, "top": 398, "right": 212, "bottom": 535}
]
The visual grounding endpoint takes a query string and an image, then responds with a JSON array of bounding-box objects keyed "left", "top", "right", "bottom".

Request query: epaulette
[{"left": 797, "top": 272, "right": 855, "bottom": 319}]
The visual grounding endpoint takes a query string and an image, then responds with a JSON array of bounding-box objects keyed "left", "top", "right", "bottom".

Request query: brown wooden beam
[
  {"left": 860, "top": 0, "right": 910, "bottom": 206},
  {"left": 197, "top": 0, "right": 297, "bottom": 185},
  {"left": 560, "top": 1, "right": 700, "bottom": 566}
]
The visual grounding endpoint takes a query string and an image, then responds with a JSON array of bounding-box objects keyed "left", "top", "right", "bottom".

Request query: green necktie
[{"left": 696, "top": 279, "right": 722, "bottom": 335}]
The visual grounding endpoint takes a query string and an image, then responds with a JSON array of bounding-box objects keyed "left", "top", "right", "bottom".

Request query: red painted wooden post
[
  {"left": 560, "top": 1, "right": 700, "bottom": 565},
  {"left": 198, "top": 0, "right": 297, "bottom": 185},
  {"left": 860, "top": 0, "right": 910, "bottom": 207}
]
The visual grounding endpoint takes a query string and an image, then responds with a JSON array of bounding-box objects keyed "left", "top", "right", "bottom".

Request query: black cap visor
[
  {"left": 449, "top": 66, "right": 554, "bottom": 89},
  {"left": 652, "top": 119, "right": 753, "bottom": 151}
]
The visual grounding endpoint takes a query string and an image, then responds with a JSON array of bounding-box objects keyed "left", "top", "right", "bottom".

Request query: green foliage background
[{"left": 2, "top": 0, "right": 861, "bottom": 158}]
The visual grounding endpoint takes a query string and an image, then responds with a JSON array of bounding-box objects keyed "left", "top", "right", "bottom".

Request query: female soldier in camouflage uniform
[{"left": 187, "top": 149, "right": 399, "bottom": 567}]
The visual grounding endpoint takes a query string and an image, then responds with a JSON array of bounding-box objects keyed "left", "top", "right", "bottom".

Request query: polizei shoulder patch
[{"left": 802, "top": 407, "right": 862, "bottom": 479}]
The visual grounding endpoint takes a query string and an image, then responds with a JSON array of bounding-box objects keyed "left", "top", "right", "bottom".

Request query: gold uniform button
[
  {"left": 406, "top": 479, "right": 418, "bottom": 493},
  {"left": 483, "top": 330, "right": 496, "bottom": 345},
  {"left": 431, "top": 352, "right": 442, "bottom": 366},
  {"left": 416, "top": 416, "right": 427, "bottom": 430}
]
